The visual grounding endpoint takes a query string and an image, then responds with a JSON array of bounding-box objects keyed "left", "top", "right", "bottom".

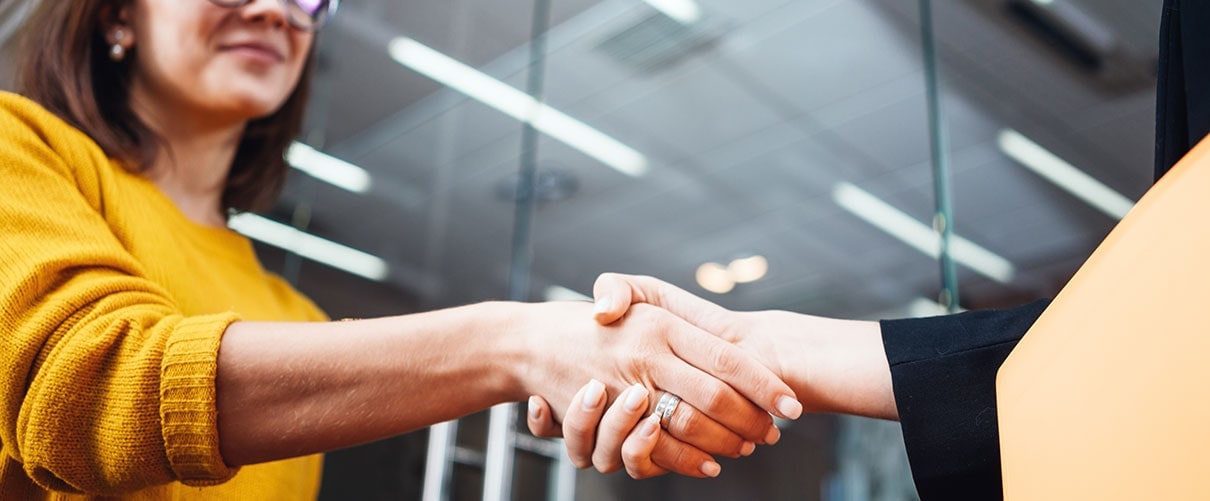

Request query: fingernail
[
  {"left": 740, "top": 441, "right": 756, "bottom": 457},
  {"left": 764, "top": 425, "right": 781, "bottom": 445},
  {"left": 528, "top": 396, "right": 541, "bottom": 420},
  {"left": 700, "top": 461, "right": 721, "bottom": 478},
  {"left": 582, "top": 379, "right": 606, "bottom": 411},
  {"left": 592, "top": 296, "right": 613, "bottom": 315},
  {"left": 639, "top": 414, "right": 660, "bottom": 438},
  {"left": 623, "top": 384, "right": 647, "bottom": 412},
  {"left": 776, "top": 396, "right": 803, "bottom": 420}
]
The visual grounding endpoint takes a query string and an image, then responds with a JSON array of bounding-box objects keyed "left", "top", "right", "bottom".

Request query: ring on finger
[{"left": 654, "top": 392, "right": 681, "bottom": 429}]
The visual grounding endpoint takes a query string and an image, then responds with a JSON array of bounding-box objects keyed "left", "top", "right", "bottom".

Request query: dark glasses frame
[{"left": 207, "top": 0, "right": 340, "bottom": 32}]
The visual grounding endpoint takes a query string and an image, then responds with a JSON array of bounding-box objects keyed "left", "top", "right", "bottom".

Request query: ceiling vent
[
  {"left": 1004, "top": 0, "right": 1155, "bottom": 93},
  {"left": 594, "top": 12, "right": 722, "bottom": 73},
  {"left": 970, "top": 0, "right": 1155, "bottom": 94}
]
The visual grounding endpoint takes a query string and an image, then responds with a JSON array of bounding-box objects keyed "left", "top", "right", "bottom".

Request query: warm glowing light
[
  {"left": 728, "top": 255, "right": 768, "bottom": 284},
  {"left": 695, "top": 262, "right": 735, "bottom": 294}
]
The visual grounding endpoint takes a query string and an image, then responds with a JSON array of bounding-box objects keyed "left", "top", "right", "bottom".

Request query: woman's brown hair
[{"left": 15, "top": 0, "right": 313, "bottom": 212}]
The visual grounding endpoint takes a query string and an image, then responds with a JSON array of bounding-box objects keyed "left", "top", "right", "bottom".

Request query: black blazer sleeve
[
  {"left": 1156, "top": 0, "right": 1210, "bottom": 180},
  {"left": 880, "top": 300, "right": 1049, "bottom": 501}
]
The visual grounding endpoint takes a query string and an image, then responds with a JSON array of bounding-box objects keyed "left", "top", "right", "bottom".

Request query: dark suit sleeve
[
  {"left": 1155, "top": 0, "right": 1210, "bottom": 180},
  {"left": 880, "top": 299, "right": 1050, "bottom": 501}
]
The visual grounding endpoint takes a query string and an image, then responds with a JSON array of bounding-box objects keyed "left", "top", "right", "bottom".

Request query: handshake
[{"left": 517, "top": 273, "right": 896, "bottom": 480}]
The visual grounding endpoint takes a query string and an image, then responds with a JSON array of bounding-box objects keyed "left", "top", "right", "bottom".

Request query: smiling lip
[{"left": 219, "top": 42, "right": 286, "bottom": 63}]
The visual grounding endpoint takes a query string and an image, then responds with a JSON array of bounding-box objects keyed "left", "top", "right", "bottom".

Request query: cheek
[{"left": 288, "top": 34, "right": 314, "bottom": 80}]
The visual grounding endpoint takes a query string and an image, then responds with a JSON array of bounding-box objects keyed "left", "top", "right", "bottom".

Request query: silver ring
[{"left": 654, "top": 392, "right": 681, "bottom": 429}]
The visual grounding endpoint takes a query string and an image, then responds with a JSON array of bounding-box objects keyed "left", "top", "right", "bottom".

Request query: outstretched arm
[{"left": 217, "top": 300, "right": 800, "bottom": 469}]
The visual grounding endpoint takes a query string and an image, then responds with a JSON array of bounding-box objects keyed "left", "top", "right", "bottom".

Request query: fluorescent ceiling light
[
  {"left": 544, "top": 285, "right": 592, "bottom": 302},
  {"left": 287, "top": 142, "right": 372, "bottom": 193},
  {"left": 228, "top": 213, "right": 389, "bottom": 281},
  {"left": 998, "top": 129, "right": 1135, "bottom": 220},
  {"left": 907, "top": 297, "right": 967, "bottom": 317},
  {"left": 644, "top": 0, "right": 702, "bottom": 24},
  {"left": 832, "top": 182, "right": 1016, "bottom": 284},
  {"left": 387, "top": 37, "right": 649, "bottom": 177}
]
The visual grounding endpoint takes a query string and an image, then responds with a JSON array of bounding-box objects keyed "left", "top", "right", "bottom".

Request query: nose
[{"left": 238, "top": 0, "right": 289, "bottom": 30}]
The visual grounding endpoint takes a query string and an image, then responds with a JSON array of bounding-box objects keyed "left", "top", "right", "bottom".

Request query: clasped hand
[{"left": 527, "top": 273, "right": 801, "bottom": 479}]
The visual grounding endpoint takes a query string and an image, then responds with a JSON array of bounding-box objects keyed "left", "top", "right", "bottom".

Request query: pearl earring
[{"left": 109, "top": 29, "right": 126, "bottom": 62}]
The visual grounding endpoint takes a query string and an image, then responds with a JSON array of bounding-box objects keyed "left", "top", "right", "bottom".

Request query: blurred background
[{"left": 0, "top": 0, "right": 1163, "bottom": 499}]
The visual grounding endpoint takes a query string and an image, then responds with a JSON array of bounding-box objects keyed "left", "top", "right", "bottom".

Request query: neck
[{"left": 130, "top": 91, "right": 246, "bottom": 228}]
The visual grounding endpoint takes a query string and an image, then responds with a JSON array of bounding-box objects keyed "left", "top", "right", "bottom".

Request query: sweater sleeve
[
  {"left": 880, "top": 299, "right": 1049, "bottom": 501},
  {"left": 0, "top": 98, "right": 241, "bottom": 494}
]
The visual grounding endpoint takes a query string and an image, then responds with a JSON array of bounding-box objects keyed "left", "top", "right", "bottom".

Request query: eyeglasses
[{"left": 208, "top": 0, "right": 340, "bottom": 32}]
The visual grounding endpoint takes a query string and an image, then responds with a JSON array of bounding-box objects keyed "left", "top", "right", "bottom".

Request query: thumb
[
  {"left": 591, "top": 273, "right": 638, "bottom": 325},
  {"left": 591, "top": 273, "right": 732, "bottom": 334}
]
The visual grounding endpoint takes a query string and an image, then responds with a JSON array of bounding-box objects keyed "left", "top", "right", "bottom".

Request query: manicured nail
[
  {"left": 700, "top": 461, "right": 721, "bottom": 478},
  {"left": 639, "top": 414, "right": 660, "bottom": 438},
  {"left": 776, "top": 396, "right": 803, "bottom": 420},
  {"left": 764, "top": 425, "right": 781, "bottom": 445},
  {"left": 592, "top": 296, "right": 613, "bottom": 315},
  {"left": 528, "top": 396, "right": 541, "bottom": 420},
  {"left": 623, "top": 384, "right": 647, "bottom": 412},
  {"left": 582, "top": 380, "right": 606, "bottom": 411},
  {"left": 740, "top": 441, "right": 756, "bottom": 457}
]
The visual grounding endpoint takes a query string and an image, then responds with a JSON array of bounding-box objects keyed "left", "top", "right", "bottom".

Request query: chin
[{"left": 222, "top": 91, "right": 294, "bottom": 121}]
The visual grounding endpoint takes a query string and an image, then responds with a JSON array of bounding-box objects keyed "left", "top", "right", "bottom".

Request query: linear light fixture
[
  {"left": 832, "top": 182, "right": 1016, "bottom": 283},
  {"left": 543, "top": 285, "right": 592, "bottom": 302},
  {"left": 644, "top": 0, "right": 703, "bottom": 24},
  {"left": 997, "top": 129, "right": 1135, "bottom": 220},
  {"left": 287, "top": 142, "right": 372, "bottom": 193},
  {"left": 387, "top": 37, "right": 649, "bottom": 177},
  {"left": 907, "top": 297, "right": 967, "bottom": 317},
  {"left": 228, "top": 213, "right": 389, "bottom": 281}
]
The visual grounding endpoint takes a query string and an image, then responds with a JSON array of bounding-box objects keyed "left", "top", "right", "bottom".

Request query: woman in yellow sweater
[{"left": 0, "top": 0, "right": 806, "bottom": 498}]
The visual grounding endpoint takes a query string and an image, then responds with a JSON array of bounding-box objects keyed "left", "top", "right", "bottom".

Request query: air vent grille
[{"left": 594, "top": 13, "right": 720, "bottom": 73}]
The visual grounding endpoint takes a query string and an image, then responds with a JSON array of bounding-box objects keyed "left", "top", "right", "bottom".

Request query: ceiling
[{"left": 0, "top": 0, "right": 1166, "bottom": 320}]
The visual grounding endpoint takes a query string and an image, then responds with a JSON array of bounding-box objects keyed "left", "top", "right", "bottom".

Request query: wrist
[
  {"left": 480, "top": 301, "right": 538, "bottom": 403},
  {"left": 791, "top": 315, "right": 895, "bottom": 419}
]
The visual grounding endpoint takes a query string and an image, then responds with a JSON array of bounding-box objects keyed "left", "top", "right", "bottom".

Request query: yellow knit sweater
[{"left": 0, "top": 92, "right": 326, "bottom": 499}]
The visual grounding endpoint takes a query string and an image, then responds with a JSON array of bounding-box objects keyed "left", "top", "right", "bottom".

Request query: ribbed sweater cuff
[{"left": 160, "top": 313, "right": 242, "bottom": 486}]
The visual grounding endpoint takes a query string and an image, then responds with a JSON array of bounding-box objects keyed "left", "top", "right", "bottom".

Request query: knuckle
[
  {"left": 621, "top": 440, "right": 648, "bottom": 467},
  {"left": 562, "top": 418, "right": 590, "bottom": 437},
  {"left": 593, "top": 456, "right": 621, "bottom": 474},
  {"left": 570, "top": 455, "right": 593, "bottom": 469},
  {"left": 670, "top": 405, "right": 701, "bottom": 438},
  {"left": 709, "top": 343, "right": 742, "bottom": 377},
  {"left": 702, "top": 381, "right": 734, "bottom": 414},
  {"left": 666, "top": 444, "right": 692, "bottom": 471}
]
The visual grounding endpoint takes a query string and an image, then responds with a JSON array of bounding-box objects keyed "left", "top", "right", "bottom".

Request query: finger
[
  {"left": 659, "top": 311, "right": 802, "bottom": 420},
  {"left": 646, "top": 352, "right": 775, "bottom": 443},
  {"left": 649, "top": 431, "right": 722, "bottom": 479},
  {"left": 620, "top": 414, "right": 722, "bottom": 479},
  {"left": 593, "top": 273, "right": 730, "bottom": 330},
  {"left": 526, "top": 395, "right": 563, "bottom": 438},
  {"left": 619, "top": 414, "right": 670, "bottom": 479},
  {"left": 591, "top": 273, "right": 636, "bottom": 325},
  {"left": 662, "top": 396, "right": 756, "bottom": 458},
  {"left": 559, "top": 379, "right": 608, "bottom": 469},
  {"left": 590, "top": 384, "right": 649, "bottom": 473}
]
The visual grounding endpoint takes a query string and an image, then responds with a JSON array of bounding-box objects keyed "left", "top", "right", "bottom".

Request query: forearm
[
  {"left": 215, "top": 301, "right": 531, "bottom": 466},
  {"left": 749, "top": 311, "right": 897, "bottom": 420}
]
